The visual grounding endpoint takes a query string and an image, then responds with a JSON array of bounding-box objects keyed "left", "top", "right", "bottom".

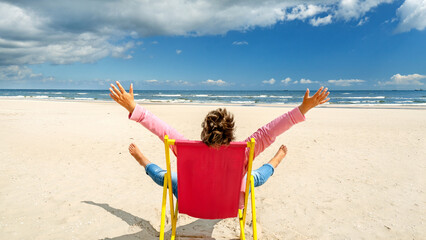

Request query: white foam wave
[
  {"left": 154, "top": 94, "right": 181, "bottom": 97},
  {"left": 231, "top": 101, "right": 256, "bottom": 104},
  {"left": 75, "top": 97, "right": 94, "bottom": 100},
  {"left": 211, "top": 95, "right": 241, "bottom": 98},
  {"left": 277, "top": 96, "right": 293, "bottom": 98},
  {"left": 0, "top": 95, "right": 26, "bottom": 99},
  {"left": 170, "top": 99, "right": 191, "bottom": 103},
  {"left": 32, "top": 95, "right": 49, "bottom": 99},
  {"left": 338, "top": 96, "right": 385, "bottom": 99},
  {"left": 195, "top": 94, "right": 209, "bottom": 97},
  {"left": 77, "top": 92, "right": 88, "bottom": 95}
]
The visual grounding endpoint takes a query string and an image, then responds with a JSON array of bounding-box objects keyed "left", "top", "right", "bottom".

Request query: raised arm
[
  {"left": 109, "top": 81, "right": 187, "bottom": 155},
  {"left": 245, "top": 87, "right": 330, "bottom": 159}
]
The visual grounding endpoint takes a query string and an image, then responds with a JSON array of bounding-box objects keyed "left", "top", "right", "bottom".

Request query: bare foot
[
  {"left": 128, "top": 143, "right": 151, "bottom": 168},
  {"left": 268, "top": 145, "right": 287, "bottom": 168}
]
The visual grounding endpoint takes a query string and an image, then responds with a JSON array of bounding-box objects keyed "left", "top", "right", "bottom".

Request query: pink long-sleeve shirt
[{"left": 129, "top": 105, "right": 305, "bottom": 206}]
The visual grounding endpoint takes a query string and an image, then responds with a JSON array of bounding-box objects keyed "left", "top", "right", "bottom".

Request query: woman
[{"left": 109, "top": 81, "right": 330, "bottom": 197}]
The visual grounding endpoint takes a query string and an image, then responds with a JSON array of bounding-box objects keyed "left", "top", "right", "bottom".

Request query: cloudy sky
[{"left": 0, "top": 0, "right": 425, "bottom": 90}]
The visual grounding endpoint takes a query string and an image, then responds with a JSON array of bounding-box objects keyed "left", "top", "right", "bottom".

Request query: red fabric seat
[{"left": 175, "top": 140, "right": 247, "bottom": 219}]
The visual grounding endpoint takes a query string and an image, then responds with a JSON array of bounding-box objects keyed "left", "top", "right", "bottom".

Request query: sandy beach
[{"left": 0, "top": 99, "right": 425, "bottom": 239}]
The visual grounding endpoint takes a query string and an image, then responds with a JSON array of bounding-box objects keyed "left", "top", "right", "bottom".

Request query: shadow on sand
[{"left": 82, "top": 201, "right": 227, "bottom": 240}]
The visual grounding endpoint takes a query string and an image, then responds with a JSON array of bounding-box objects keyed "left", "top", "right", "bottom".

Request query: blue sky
[{"left": 0, "top": 0, "right": 425, "bottom": 90}]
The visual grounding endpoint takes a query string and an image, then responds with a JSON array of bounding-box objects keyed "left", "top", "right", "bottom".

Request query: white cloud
[
  {"left": 232, "top": 41, "right": 248, "bottom": 45},
  {"left": 203, "top": 79, "right": 227, "bottom": 86},
  {"left": 281, "top": 77, "right": 292, "bottom": 84},
  {"left": 175, "top": 80, "right": 190, "bottom": 85},
  {"left": 145, "top": 79, "right": 159, "bottom": 83},
  {"left": 145, "top": 79, "right": 191, "bottom": 86},
  {"left": 310, "top": 15, "right": 333, "bottom": 26},
  {"left": 300, "top": 78, "right": 318, "bottom": 84},
  {"left": 379, "top": 73, "right": 426, "bottom": 85},
  {"left": 396, "top": 0, "right": 426, "bottom": 32},
  {"left": 286, "top": 4, "right": 329, "bottom": 21},
  {"left": 0, "top": 65, "right": 56, "bottom": 83},
  {"left": 290, "top": 78, "right": 319, "bottom": 84},
  {"left": 0, "top": 65, "right": 40, "bottom": 80},
  {"left": 176, "top": 49, "right": 182, "bottom": 54},
  {"left": 336, "top": 0, "right": 393, "bottom": 21},
  {"left": 262, "top": 78, "right": 276, "bottom": 85},
  {"left": 328, "top": 79, "right": 365, "bottom": 86},
  {"left": 384, "top": 18, "right": 398, "bottom": 24},
  {"left": 357, "top": 16, "right": 369, "bottom": 26}
]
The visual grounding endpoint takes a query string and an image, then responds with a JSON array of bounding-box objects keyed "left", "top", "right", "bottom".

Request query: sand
[{"left": 0, "top": 99, "right": 425, "bottom": 239}]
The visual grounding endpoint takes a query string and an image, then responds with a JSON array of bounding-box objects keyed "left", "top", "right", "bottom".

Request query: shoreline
[{"left": 1, "top": 98, "right": 426, "bottom": 110}]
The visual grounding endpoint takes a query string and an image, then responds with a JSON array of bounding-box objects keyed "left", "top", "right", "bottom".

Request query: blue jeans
[{"left": 145, "top": 163, "right": 275, "bottom": 198}]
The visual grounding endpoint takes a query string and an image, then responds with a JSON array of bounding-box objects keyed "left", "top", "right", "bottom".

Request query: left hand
[
  {"left": 298, "top": 87, "right": 330, "bottom": 115},
  {"left": 109, "top": 81, "right": 136, "bottom": 114}
]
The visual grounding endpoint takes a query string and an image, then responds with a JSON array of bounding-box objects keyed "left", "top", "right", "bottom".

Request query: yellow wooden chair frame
[{"left": 159, "top": 135, "right": 257, "bottom": 240}]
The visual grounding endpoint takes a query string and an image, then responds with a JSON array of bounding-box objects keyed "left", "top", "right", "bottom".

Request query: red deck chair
[{"left": 159, "top": 135, "right": 257, "bottom": 240}]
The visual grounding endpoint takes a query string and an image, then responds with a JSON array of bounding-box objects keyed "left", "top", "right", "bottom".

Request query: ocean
[{"left": 0, "top": 89, "right": 425, "bottom": 105}]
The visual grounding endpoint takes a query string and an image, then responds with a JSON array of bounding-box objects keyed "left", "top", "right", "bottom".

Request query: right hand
[
  {"left": 298, "top": 87, "right": 330, "bottom": 115},
  {"left": 109, "top": 81, "right": 136, "bottom": 114}
]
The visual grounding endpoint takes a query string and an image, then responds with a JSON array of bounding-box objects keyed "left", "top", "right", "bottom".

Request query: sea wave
[
  {"left": 336, "top": 96, "right": 385, "bottom": 99},
  {"left": 75, "top": 97, "right": 94, "bottom": 100},
  {"left": 77, "top": 92, "right": 88, "bottom": 95},
  {"left": 269, "top": 95, "right": 293, "bottom": 98},
  {"left": 154, "top": 94, "right": 182, "bottom": 97},
  {"left": 231, "top": 101, "right": 256, "bottom": 104},
  {"left": 170, "top": 99, "right": 191, "bottom": 103},
  {"left": 32, "top": 95, "right": 49, "bottom": 99},
  {"left": 150, "top": 99, "right": 172, "bottom": 102},
  {"left": 211, "top": 95, "right": 243, "bottom": 98},
  {"left": 0, "top": 95, "right": 26, "bottom": 99}
]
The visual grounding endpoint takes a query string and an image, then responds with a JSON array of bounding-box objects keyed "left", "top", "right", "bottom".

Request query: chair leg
[
  {"left": 250, "top": 176, "right": 257, "bottom": 240},
  {"left": 159, "top": 175, "right": 168, "bottom": 240},
  {"left": 171, "top": 202, "right": 178, "bottom": 240},
  {"left": 239, "top": 209, "right": 246, "bottom": 240}
]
